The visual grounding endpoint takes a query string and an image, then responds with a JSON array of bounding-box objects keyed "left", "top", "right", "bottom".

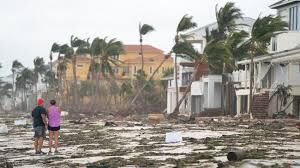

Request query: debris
[
  {"left": 296, "top": 122, "right": 300, "bottom": 131},
  {"left": 0, "top": 124, "right": 8, "bottom": 134},
  {"left": 104, "top": 122, "right": 118, "bottom": 127},
  {"left": 14, "top": 119, "right": 27, "bottom": 126},
  {"left": 227, "top": 150, "right": 246, "bottom": 161},
  {"left": 61, "top": 111, "right": 69, "bottom": 117},
  {"left": 165, "top": 131, "right": 182, "bottom": 143},
  {"left": 148, "top": 113, "right": 164, "bottom": 125},
  {"left": 281, "top": 126, "right": 299, "bottom": 132}
]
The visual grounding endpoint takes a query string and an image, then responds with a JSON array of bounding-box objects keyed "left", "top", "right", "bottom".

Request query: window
[
  {"left": 77, "top": 64, "right": 83, "bottom": 68},
  {"left": 162, "top": 67, "right": 165, "bottom": 73},
  {"left": 134, "top": 66, "right": 137, "bottom": 73},
  {"left": 289, "top": 6, "right": 299, "bottom": 30},
  {"left": 150, "top": 67, "right": 152, "bottom": 73},
  {"left": 272, "top": 37, "right": 277, "bottom": 51},
  {"left": 112, "top": 55, "right": 119, "bottom": 60}
]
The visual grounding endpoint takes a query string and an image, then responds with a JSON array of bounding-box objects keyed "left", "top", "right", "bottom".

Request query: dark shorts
[
  {"left": 48, "top": 125, "right": 60, "bottom": 131},
  {"left": 34, "top": 126, "right": 46, "bottom": 138}
]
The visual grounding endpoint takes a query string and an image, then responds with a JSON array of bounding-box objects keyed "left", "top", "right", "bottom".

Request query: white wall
[
  {"left": 289, "top": 63, "right": 300, "bottom": 85},
  {"left": 270, "top": 32, "right": 300, "bottom": 53}
]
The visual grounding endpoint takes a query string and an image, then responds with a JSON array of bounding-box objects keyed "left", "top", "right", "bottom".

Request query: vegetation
[{"left": 0, "top": 2, "right": 289, "bottom": 118}]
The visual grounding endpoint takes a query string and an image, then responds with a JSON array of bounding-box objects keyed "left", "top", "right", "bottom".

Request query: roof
[
  {"left": 123, "top": 45, "right": 164, "bottom": 54},
  {"left": 270, "top": 0, "right": 300, "bottom": 9},
  {"left": 238, "top": 46, "right": 300, "bottom": 64}
]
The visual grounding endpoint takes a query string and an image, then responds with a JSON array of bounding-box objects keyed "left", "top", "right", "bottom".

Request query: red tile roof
[{"left": 123, "top": 45, "right": 164, "bottom": 54}]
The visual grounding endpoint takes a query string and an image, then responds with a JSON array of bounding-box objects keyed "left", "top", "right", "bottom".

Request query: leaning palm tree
[
  {"left": 246, "top": 15, "right": 288, "bottom": 116},
  {"left": 171, "top": 41, "right": 203, "bottom": 114},
  {"left": 173, "top": 14, "right": 197, "bottom": 108},
  {"left": 11, "top": 60, "right": 23, "bottom": 108},
  {"left": 139, "top": 23, "right": 155, "bottom": 72}
]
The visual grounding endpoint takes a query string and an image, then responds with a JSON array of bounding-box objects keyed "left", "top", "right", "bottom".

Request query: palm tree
[
  {"left": 213, "top": 2, "right": 243, "bottom": 40},
  {"left": 173, "top": 14, "right": 197, "bottom": 108},
  {"left": 246, "top": 15, "right": 288, "bottom": 116},
  {"left": 89, "top": 37, "right": 124, "bottom": 107},
  {"left": 205, "top": 2, "right": 244, "bottom": 73},
  {"left": 49, "top": 43, "right": 60, "bottom": 72},
  {"left": 11, "top": 60, "right": 23, "bottom": 109},
  {"left": 171, "top": 41, "right": 203, "bottom": 114},
  {"left": 33, "top": 57, "right": 47, "bottom": 98},
  {"left": 139, "top": 23, "right": 155, "bottom": 72},
  {"left": 70, "top": 36, "right": 90, "bottom": 108},
  {"left": 0, "top": 82, "right": 13, "bottom": 111},
  {"left": 16, "top": 68, "right": 34, "bottom": 110}
]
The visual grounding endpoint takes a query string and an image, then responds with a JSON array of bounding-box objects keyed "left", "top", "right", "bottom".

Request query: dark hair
[{"left": 50, "top": 100, "right": 56, "bottom": 105}]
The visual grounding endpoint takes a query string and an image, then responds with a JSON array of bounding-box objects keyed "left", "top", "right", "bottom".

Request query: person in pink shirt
[{"left": 47, "top": 100, "right": 61, "bottom": 153}]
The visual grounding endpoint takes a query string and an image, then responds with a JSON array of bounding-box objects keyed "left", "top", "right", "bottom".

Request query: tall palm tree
[
  {"left": 0, "top": 82, "right": 13, "bottom": 111},
  {"left": 214, "top": 2, "right": 243, "bottom": 40},
  {"left": 16, "top": 68, "right": 34, "bottom": 110},
  {"left": 49, "top": 43, "right": 60, "bottom": 72},
  {"left": 205, "top": 2, "right": 244, "bottom": 74},
  {"left": 173, "top": 14, "right": 197, "bottom": 108},
  {"left": 246, "top": 15, "right": 288, "bottom": 116},
  {"left": 33, "top": 57, "right": 46, "bottom": 98},
  {"left": 139, "top": 23, "right": 154, "bottom": 72},
  {"left": 89, "top": 37, "right": 124, "bottom": 107},
  {"left": 11, "top": 60, "right": 23, "bottom": 109},
  {"left": 61, "top": 36, "right": 89, "bottom": 108}
]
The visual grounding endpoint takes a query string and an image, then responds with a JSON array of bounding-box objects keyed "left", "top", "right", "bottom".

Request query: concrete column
[
  {"left": 247, "top": 94, "right": 250, "bottom": 113},
  {"left": 236, "top": 95, "right": 241, "bottom": 116},
  {"left": 207, "top": 79, "right": 215, "bottom": 108}
]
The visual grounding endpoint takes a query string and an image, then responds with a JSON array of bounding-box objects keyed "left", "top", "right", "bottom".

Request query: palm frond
[
  {"left": 140, "top": 24, "right": 155, "bottom": 35},
  {"left": 177, "top": 14, "right": 197, "bottom": 33}
]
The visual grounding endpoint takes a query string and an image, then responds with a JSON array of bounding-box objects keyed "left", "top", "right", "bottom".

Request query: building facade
[{"left": 233, "top": 0, "right": 300, "bottom": 118}]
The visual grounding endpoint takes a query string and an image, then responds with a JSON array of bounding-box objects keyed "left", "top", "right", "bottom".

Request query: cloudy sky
[{"left": 0, "top": 0, "right": 276, "bottom": 76}]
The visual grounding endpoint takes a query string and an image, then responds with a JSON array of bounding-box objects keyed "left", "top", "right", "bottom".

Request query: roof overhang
[
  {"left": 238, "top": 47, "right": 300, "bottom": 65},
  {"left": 270, "top": 0, "right": 300, "bottom": 9}
]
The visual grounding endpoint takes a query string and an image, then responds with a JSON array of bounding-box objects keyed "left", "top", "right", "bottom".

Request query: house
[
  {"left": 233, "top": 0, "right": 300, "bottom": 118},
  {"left": 53, "top": 45, "right": 173, "bottom": 82},
  {"left": 166, "top": 17, "right": 255, "bottom": 115},
  {"left": 117, "top": 45, "right": 173, "bottom": 80}
]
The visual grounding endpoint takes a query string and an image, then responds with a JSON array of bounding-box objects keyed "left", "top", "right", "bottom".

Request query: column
[
  {"left": 207, "top": 79, "right": 215, "bottom": 108},
  {"left": 236, "top": 95, "right": 241, "bottom": 116}
]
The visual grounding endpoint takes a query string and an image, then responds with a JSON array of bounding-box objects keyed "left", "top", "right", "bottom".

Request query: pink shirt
[{"left": 48, "top": 106, "right": 60, "bottom": 127}]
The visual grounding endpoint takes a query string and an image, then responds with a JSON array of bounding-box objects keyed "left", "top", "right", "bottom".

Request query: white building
[
  {"left": 166, "top": 17, "right": 255, "bottom": 115},
  {"left": 233, "top": 0, "right": 300, "bottom": 118}
]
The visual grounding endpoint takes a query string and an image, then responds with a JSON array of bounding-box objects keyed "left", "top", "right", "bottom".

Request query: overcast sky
[{"left": 0, "top": 0, "right": 276, "bottom": 76}]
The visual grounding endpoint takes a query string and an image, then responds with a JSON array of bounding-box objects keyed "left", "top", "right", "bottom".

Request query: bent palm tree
[
  {"left": 139, "top": 23, "right": 154, "bottom": 72},
  {"left": 246, "top": 15, "right": 288, "bottom": 116},
  {"left": 173, "top": 14, "right": 197, "bottom": 110}
]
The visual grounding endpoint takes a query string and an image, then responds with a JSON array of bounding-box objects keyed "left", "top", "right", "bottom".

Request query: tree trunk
[
  {"left": 174, "top": 55, "right": 179, "bottom": 109},
  {"left": 12, "top": 72, "right": 15, "bottom": 109},
  {"left": 249, "top": 47, "right": 255, "bottom": 116},
  {"left": 72, "top": 56, "right": 79, "bottom": 110},
  {"left": 130, "top": 56, "right": 169, "bottom": 105},
  {"left": 140, "top": 36, "right": 144, "bottom": 72},
  {"left": 171, "top": 62, "right": 200, "bottom": 115}
]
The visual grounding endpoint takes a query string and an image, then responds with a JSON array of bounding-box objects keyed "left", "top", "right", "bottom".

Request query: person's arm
[{"left": 41, "top": 113, "right": 47, "bottom": 128}]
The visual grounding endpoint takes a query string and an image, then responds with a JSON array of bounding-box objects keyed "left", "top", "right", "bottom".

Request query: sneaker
[
  {"left": 39, "top": 151, "right": 47, "bottom": 155},
  {"left": 54, "top": 150, "right": 59, "bottom": 154},
  {"left": 48, "top": 150, "right": 53, "bottom": 155},
  {"left": 35, "top": 151, "right": 40, "bottom": 155}
]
